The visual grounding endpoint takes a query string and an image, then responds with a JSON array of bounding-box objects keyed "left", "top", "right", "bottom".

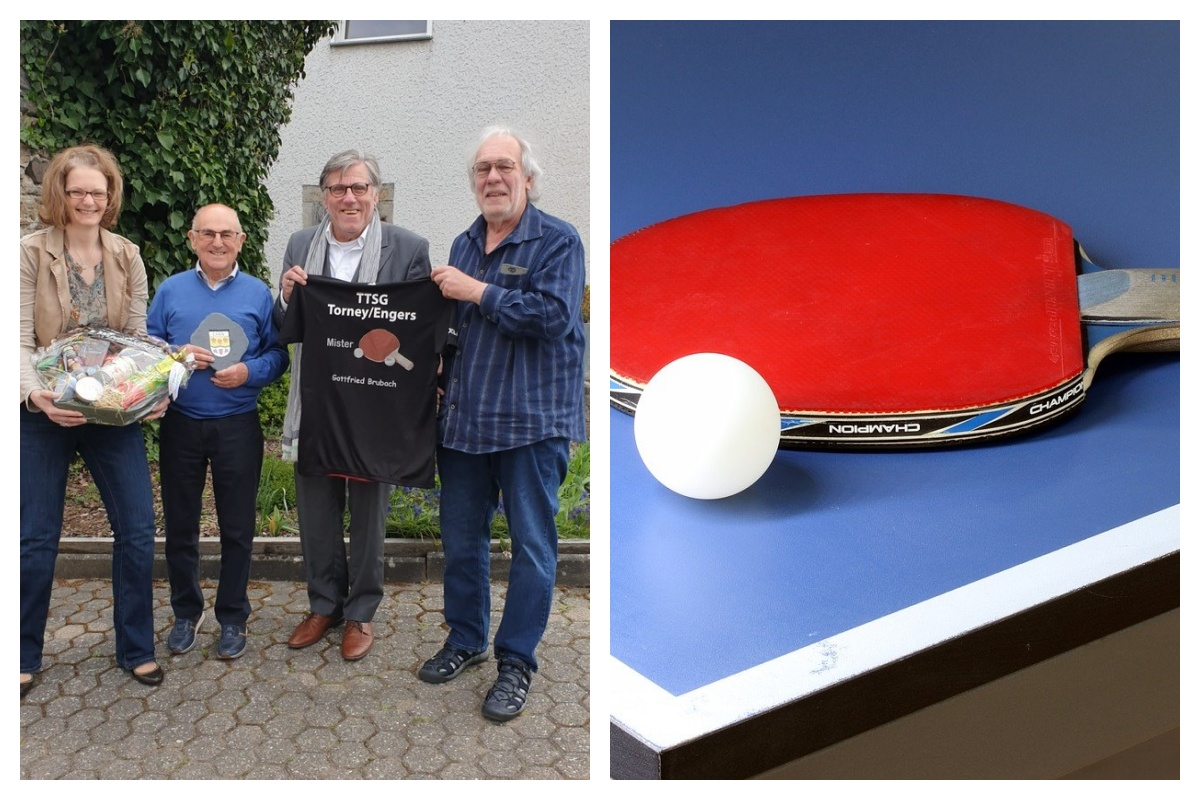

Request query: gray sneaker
[{"left": 167, "top": 612, "right": 205, "bottom": 655}]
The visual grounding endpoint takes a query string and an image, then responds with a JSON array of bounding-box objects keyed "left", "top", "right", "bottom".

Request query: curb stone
[{"left": 54, "top": 537, "right": 590, "bottom": 587}]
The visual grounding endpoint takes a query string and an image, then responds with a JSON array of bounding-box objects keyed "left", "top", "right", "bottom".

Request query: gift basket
[{"left": 31, "top": 326, "right": 196, "bottom": 425}]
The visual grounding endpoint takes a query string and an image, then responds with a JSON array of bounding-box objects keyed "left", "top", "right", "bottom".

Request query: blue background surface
[
  {"left": 611, "top": 21, "right": 1179, "bottom": 265},
  {"left": 609, "top": 21, "right": 1180, "bottom": 697}
]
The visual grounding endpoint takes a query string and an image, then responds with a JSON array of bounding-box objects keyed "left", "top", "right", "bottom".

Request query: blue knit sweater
[{"left": 148, "top": 266, "right": 288, "bottom": 419}]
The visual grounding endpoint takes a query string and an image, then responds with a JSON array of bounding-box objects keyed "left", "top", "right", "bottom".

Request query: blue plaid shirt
[{"left": 438, "top": 204, "right": 587, "bottom": 453}]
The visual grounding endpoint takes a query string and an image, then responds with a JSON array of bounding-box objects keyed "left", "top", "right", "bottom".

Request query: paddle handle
[
  {"left": 1078, "top": 268, "right": 1178, "bottom": 325},
  {"left": 1079, "top": 268, "right": 1179, "bottom": 390}
]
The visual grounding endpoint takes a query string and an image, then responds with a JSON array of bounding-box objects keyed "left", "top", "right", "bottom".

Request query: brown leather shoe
[
  {"left": 288, "top": 612, "right": 343, "bottom": 649},
  {"left": 341, "top": 620, "right": 374, "bottom": 661}
]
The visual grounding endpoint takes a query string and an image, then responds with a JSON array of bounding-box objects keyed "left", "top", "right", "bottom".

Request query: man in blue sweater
[{"left": 148, "top": 204, "right": 289, "bottom": 660}]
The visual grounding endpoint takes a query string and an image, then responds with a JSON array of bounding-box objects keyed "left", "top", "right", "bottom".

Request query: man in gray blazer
[{"left": 275, "top": 150, "right": 430, "bottom": 661}]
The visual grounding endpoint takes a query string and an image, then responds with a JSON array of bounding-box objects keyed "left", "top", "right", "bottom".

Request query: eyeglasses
[
  {"left": 323, "top": 182, "right": 373, "bottom": 198},
  {"left": 472, "top": 159, "right": 518, "bottom": 178},
  {"left": 66, "top": 189, "right": 108, "bottom": 202},
  {"left": 192, "top": 229, "right": 244, "bottom": 242}
]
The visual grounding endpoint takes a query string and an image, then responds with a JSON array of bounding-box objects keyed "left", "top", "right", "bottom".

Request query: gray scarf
[{"left": 281, "top": 211, "right": 384, "bottom": 461}]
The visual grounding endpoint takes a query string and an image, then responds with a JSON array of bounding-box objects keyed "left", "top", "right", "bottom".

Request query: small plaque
[{"left": 191, "top": 312, "right": 248, "bottom": 371}]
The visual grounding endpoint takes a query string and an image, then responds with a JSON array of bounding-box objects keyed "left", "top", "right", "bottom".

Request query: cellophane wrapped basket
[{"left": 31, "top": 326, "right": 195, "bottom": 425}]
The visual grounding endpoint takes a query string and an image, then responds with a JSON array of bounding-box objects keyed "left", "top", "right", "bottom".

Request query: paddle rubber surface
[{"left": 610, "top": 193, "right": 1158, "bottom": 447}]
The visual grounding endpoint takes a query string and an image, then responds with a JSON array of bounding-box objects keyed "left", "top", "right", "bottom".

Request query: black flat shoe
[
  {"left": 129, "top": 663, "right": 164, "bottom": 687},
  {"left": 20, "top": 674, "right": 34, "bottom": 698}
]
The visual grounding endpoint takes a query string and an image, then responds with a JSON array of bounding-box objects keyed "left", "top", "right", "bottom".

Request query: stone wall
[
  {"left": 20, "top": 68, "right": 48, "bottom": 235},
  {"left": 21, "top": 146, "right": 50, "bottom": 235}
]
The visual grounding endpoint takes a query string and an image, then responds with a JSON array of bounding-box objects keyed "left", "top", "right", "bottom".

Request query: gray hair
[
  {"left": 320, "top": 149, "right": 382, "bottom": 189},
  {"left": 469, "top": 126, "right": 542, "bottom": 202}
]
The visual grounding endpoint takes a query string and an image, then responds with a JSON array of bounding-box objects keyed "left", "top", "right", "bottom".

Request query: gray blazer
[{"left": 273, "top": 222, "right": 431, "bottom": 327}]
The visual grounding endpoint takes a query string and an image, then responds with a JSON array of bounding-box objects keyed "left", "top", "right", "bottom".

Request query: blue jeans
[
  {"left": 437, "top": 438, "right": 569, "bottom": 671},
  {"left": 20, "top": 408, "right": 157, "bottom": 672}
]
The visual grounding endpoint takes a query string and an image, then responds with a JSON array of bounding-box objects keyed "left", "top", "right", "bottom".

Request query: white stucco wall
[{"left": 262, "top": 20, "right": 590, "bottom": 281}]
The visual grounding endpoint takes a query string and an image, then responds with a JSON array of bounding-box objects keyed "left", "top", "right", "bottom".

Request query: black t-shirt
[{"left": 279, "top": 275, "right": 453, "bottom": 487}]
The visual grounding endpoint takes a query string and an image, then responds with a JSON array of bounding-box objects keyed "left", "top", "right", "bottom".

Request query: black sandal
[
  {"left": 129, "top": 662, "right": 164, "bottom": 687},
  {"left": 418, "top": 644, "right": 488, "bottom": 684}
]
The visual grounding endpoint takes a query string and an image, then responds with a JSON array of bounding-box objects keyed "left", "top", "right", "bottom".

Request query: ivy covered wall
[{"left": 19, "top": 20, "right": 337, "bottom": 289}]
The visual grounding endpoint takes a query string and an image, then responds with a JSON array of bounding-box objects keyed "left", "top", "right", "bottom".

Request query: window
[{"left": 332, "top": 21, "right": 432, "bottom": 45}]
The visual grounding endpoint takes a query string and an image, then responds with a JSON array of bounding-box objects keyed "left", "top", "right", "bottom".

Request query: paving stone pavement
[{"left": 19, "top": 578, "right": 590, "bottom": 779}]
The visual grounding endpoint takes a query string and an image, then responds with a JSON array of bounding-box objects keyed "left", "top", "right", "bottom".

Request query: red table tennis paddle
[
  {"left": 354, "top": 329, "right": 415, "bottom": 370},
  {"left": 610, "top": 193, "right": 1179, "bottom": 447}
]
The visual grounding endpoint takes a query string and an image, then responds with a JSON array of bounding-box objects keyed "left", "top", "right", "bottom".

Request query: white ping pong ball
[{"left": 634, "top": 353, "right": 781, "bottom": 499}]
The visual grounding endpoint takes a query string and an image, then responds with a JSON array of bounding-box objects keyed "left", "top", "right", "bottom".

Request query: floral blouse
[{"left": 63, "top": 247, "right": 108, "bottom": 328}]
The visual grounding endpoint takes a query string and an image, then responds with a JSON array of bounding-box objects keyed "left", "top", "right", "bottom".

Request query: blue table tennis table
[{"left": 609, "top": 354, "right": 1179, "bottom": 778}]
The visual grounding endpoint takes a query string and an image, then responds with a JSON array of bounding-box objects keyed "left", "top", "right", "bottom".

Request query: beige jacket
[{"left": 19, "top": 226, "right": 148, "bottom": 406}]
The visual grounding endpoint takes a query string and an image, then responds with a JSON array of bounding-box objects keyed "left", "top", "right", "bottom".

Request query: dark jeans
[
  {"left": 160, "top": 408, "right": 263, "bottom": 626},
  {"left": 437, "top": 438, "right": 569, "bottom": 671},
  {"left": 20, "top": 407, "right": 157, "bottom": 672}
]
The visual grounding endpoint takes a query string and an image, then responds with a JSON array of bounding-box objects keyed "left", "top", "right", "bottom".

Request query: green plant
[
  {"left": 385, "top": 484, "right": 441, "bottom": 539},
  {"left": 257, "top": 361, "right": 292, "bottom": 437},
  {"left": 255, "top": 453, "right": 297, "bottom": 535},
  {"left": 580, "top": 284, "right": 590, "bottom": 323},
  {"left": 141, "top": 418, "right": 161, "bottom": 462},
  {"left": 492, "top": 515, "right": 511, "bottom": 552},
  {"left": 20, "top": 21, "right": 337, "bottom": 288},
  {"left": 556, "top": 442, "right": 590, "bottom": 538},
  {"left": 260, "top": 507, "right": 297, "bottom": 536},
  {"left": 257, "top": 456, "right": 296, "bottom": 512}
]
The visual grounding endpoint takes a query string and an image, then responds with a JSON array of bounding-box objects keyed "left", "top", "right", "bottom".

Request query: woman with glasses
[{"left": 20, "top": 144, "right": 165, "bottom": 697}]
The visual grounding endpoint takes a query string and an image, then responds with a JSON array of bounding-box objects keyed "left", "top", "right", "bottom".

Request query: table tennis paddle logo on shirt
[{"left": 354, "top": 328, "right": 414, "bottom": 371}]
